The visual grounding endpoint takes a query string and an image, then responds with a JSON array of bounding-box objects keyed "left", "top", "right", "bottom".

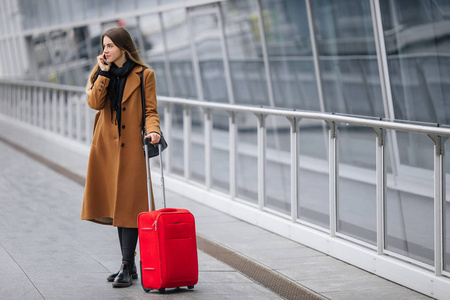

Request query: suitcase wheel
[
  {"left": 158, "top": 288, "right": 166, "bottom": 294},
  {"left": 188, "top": 285, "right": 194, "bottom": 290},
  {"left": 140, "top": 261, "right": 152, "bottom": 293}
]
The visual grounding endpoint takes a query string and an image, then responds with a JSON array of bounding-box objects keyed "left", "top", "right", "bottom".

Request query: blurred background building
[{"left": 1, "top": 0, "right": 450, "bottom": 296}]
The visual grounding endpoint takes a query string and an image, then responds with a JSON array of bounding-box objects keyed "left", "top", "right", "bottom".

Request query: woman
[{"left": 81, "top": 27, "right": 161, "bottom": 288}]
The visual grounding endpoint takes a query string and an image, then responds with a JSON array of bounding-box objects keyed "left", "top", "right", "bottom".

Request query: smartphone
[{"left": 103, "top": 54, "right": 108, "bottom": 65}]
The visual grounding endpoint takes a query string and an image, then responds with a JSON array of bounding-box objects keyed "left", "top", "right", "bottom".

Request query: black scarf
[{"left": 108, "top": 60, "right": 136, "bottom": 136}]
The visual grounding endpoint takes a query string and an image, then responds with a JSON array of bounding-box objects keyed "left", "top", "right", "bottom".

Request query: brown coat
[{"left": 81, "top": 65, "right": 160, "bottom": 228}]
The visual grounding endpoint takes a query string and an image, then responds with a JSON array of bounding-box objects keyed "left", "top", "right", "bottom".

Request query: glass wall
[
  {"left": 212, "top": 110, "right": 230, "bottom": 193},
  {"left": 445, "top": 138, "right": 450, "bottom": 272},
  {"left": 385, "top": 131, "right": 435, "bottom": 265},
  {"left": 261, "top": 0, "right": 319, "bottom": 110},
  {"left": 236, "top": 112, "right": 258, "bottom": 204},
  {"left": 170, "top": 103, "right": 185, "bottom": 177},
  {"left": 138, "top": 14, "right": 169, "bottom": 95},
  {"left": 310, "top": 0, "right": 384, "bottom": 118},
  {"left": 163, "top": 9, "right": 197, "bottom": 99},
  {"left": 265, "top": 115, "right": 291, "bottom": 215},
  {"left": 190, "top": 107, "right": 206, "bottom": 183},
  {"left": 189, "top": 5, "right": 229, "bottom": 103},
  {"left": 222, "top": 0, "right": 270, "bottom": 105},
  {"left": 380, "top": 0, "right": 450, "bottom": 124},
  {"left": 337, "top": 125, "right": 377, "bottom": 245},
  {"left": 298, "top": 119, "right": 329, "bottom": 228}
]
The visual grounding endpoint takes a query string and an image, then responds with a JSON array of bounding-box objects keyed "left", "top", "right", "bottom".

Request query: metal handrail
[
  {"left": 158, "top": 96, "right": 450, "bottom": 136},
  {"left": 0, "top": 79, "right": 85, "bottom": 93},
  {"left": 1, "top": 79, "right": 449, "bottom": 137}
]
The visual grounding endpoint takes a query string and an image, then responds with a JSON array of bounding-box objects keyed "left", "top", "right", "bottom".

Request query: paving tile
[
  {"left": 199, "top": 270, "right": 253, "bottom": 283},
  {"left": 0, "top": 278, "right": 44, "bottom": 300},
  {"left": 276, "top": 255, "right": 365, "bottom": 281},
  {"left": 246, "top": 245, "right": 325, "bottom": 270},
  {"left": 196, "top": 220, "right": 302, "bottom": 253},
  {"left": 30, "top": 272, "right": 141, "bottom": 299},
  {"left": 212, "top": 282, "right": 281, "bottom": 297},
  {"left": 0, "top": 246, "right": 43, "bottom": 300},
  {"left": 297, "top": 272, "right": 398, "bottom": 293},
  {"left": 196, "top": 251, "right": 234, "bottom": 272},
  {"left": 322, "top": 286, "right": 432, "bottom": 300}
]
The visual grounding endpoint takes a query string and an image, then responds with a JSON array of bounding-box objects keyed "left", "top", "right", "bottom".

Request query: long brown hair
[
  {"left": 85, "top": 27, "right": 148, "bottom": 92},
  {"left": 102, "top": 27, "right": 147, "bottom": 67}
]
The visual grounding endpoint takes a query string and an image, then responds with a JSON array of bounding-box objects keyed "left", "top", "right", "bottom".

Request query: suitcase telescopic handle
[{"left": 144, "top": 137, "right": 166, "bottom": 211}]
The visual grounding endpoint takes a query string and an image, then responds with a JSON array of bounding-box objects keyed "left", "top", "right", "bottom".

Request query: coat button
[
  {"left": 99, "top": 89, "right": 101, "bottom": 92},
  {"left": 121, "top": 125, "right": 125, "bottom": 129},
  {"left": 122, "top": 107, "right": 126, "bottom": 111},
  {"left": 121, "top": 143, "right": 125, "bottom": 147}
]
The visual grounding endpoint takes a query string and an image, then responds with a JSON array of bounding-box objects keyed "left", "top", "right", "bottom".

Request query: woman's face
[{"left": 102, "top": 36, "right": 125, "bottom": 66}]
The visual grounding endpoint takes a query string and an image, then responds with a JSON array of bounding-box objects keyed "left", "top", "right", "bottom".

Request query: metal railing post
[
  {"left": 9, "top": 85, "right": 13, "bottom": 118},
  {"left": 26, "top": 87, "right": 32, "bottom": 124},
  {"left": 16, "top": 86, "right": 20, "bottom": 120},
  {"left": 4, "top": 86, "right": 9, "bottom": 116},
  {"left": 52, "top": 89, "right": 58, "bottom": 133},
  {"left": 428, "top": 135, "right": 446, "bottom": 276},
  {"left": 33, "top": 87, "right": 38, "bottom": 126},
  {"left": 45, "top": 88, "right": 50, "bottom": 131},
  {"left": 256, "top": 113, "right": 267, "bottom": 210},
  {"left": 67, "top": 93, "right": 73, "bottom": 139},
  {"left": 0, "top": 86, "right": 3, "bottom": 113},
  {"left": 373, "top": 127, "right": 386, "bottom": 254},
  {"left": 9, "top": 86, "right": 13, "bottom": 116},
  {"left": 38, "top": 88, "right": 44, "bottom": 128},
  {"left": 84, "top": 97, "right": 91, "bottom": 144},
  {"left": 21, "top": 86, "right": 25, "bottom": 121},
  {"left": 59, "top": 91, "right": 65, "bottom": 136},
  {"left": 288, "top": 117, "right": 299, "bottom": 222},
  {"left": 183, "top": 105, "right": 191, "bottom": 180},
  {"left": 14, "top": 86, "right": 19, "bottom": 120},
  {"left": 76, "top": 94, "right": 82, "bottom": 143},
  {"left": 164, "top": 103, "right": 172, "bottom": 173},
  {"left": 204, "top": 108, "right": 212, "bottom": 190},
  {"left": 327, "top": 121, "right": 338, "bottom": 236},
  {"left": 229, "top": 111, "right": 237, "bottom": 199}
]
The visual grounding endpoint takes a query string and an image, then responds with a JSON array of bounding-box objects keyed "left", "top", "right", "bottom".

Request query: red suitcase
[{"left": 138, "top": 140, "right": 198, "bottom": 293}]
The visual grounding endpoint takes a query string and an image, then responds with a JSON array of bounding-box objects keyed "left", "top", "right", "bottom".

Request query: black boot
[
  {"left": 107, "top": 261, "right": 137, "bottom": 282},
  {"left": 112, "top": 261, "right": 133, "bottom": 287}
]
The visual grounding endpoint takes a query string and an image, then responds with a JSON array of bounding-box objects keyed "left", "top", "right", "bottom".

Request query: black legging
[{"left": 117, "top": 227, "right": 139, "bottom": 262}]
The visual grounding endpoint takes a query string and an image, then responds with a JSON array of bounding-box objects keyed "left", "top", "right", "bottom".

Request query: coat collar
[{"left": 122, "top": 65, "right": 144, "bottom": 103}]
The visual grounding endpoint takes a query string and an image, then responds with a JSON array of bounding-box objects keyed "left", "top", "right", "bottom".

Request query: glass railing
[{"left": 1, "top": 79, "right": 450, "bottom": 286}]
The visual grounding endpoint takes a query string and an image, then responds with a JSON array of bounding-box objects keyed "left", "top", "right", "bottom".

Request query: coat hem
[{"left": 81, "top": 217, "right": 138, "bottom": 228}]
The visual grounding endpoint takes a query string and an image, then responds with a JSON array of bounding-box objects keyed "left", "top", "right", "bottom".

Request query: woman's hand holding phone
[{"left": 97, "top": 54, "right": 110, "bottom": 72}]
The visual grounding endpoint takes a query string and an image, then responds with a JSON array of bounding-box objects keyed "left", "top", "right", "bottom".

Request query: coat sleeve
[
  {"left": 86, "top": 70, "right": 110, "bottom": 110},
  {"left": 144, "top": 69, "right": 161, "bottom": 135}
]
